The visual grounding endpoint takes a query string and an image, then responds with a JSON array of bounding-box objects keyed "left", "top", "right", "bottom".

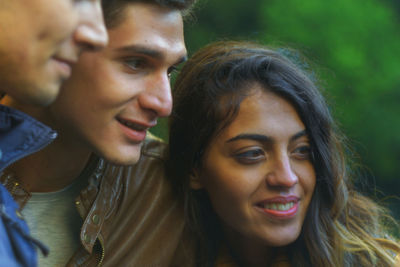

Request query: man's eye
[
  {"left": 124, "top": 58, "right": 146, "bottom": 70},
  {"left": 167, "top": 66, "right": 178, "bottom": 79},
  {"left": 234, "top": 149, "right": 265, "bottom": 164},
  {"left": 292, "top": 145, "right": 311, "bottom": 160}
]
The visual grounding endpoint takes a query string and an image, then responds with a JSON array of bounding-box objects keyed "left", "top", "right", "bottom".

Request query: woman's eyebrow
[
  {"left": 226, "top": 129, "right": 307, "bottom": 144},
  {"left": 290, "top": 129, "right": 307, "bottom": 142},
  {"left": 226, "top": 133, "right": 271, "bottom": 143}
]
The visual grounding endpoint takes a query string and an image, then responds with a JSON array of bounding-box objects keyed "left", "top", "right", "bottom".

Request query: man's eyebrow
[
  {"left": 117, "top": 45, "right": 164, "bottom": 59},
  {"left": 116, "top": 45, "right": 187, "bottom": 65},
  {"left": 174, "top": 55, "right": 187, "bottom": 66},
  {"left": 226, "top": 130, "right": 308, "bottom": 143}
]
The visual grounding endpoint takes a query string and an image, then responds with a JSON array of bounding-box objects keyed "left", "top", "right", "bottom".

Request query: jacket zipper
[
  {"left": 75, "top": 199, "right": 105, "bottom": 266},
  {"left": 97, "top": 237, "right": 105, "bottom": 267}
]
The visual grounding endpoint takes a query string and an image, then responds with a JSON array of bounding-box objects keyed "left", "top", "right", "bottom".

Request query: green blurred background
[{"left": 151, "top": 0, "right": 400, "bottom": 221}]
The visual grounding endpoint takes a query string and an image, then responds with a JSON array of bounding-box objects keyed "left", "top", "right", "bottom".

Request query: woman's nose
[{"left": 265, "top": 154, "right": 298, "bottom": 188}]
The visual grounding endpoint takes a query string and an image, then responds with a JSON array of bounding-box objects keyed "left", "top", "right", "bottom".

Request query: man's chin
[
  {"left": 114, "top": 156, "right": 141, "bottom": 166},
  {"left": 98, "top": 147, "right": 142, "bottom": 166},
  {"left": 16, "top": 81, "right": 60, "bottom": 107}
]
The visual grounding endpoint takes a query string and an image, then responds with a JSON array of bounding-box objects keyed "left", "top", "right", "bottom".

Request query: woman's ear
[{"left": 189, "top": 169, "right": 204, "bottom": 190}]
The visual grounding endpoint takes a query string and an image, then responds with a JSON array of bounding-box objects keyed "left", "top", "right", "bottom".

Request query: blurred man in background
[{"left": 0, "top": 0, "right": 107, "bottom": 265}]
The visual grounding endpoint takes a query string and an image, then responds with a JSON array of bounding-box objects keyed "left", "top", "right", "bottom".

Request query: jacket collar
[
  {"left": 0, "top": 105, "right": 57, "bottom": 172},
  {"left": 0, "top": 153, "right": 123, "bottom": 254},
  {"left": 75, "top": 155, "right": 124, "bottom": 253}
]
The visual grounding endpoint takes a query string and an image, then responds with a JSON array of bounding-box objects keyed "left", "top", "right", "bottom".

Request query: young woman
[{"left": 167, "top": 41, "right": 400, "bottom": 266}]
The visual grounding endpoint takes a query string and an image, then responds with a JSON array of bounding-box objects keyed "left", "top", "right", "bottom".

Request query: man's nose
[
  {"left": 138, "top": 72, "right": 173, "bottom": 118},
  {"left": 74, "top": 1, "right": 108, "bottom": 51}
]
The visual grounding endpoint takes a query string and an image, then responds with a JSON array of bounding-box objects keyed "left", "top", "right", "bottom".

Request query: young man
[
  {"left": 2, "top": 0, "right": 196, "bottom": 266},
  {"left": 0, "top": 0, "right": 108, "bottom": 266},
  {"left": 0, "top": 0, "right": 108, "bottom": 106}
]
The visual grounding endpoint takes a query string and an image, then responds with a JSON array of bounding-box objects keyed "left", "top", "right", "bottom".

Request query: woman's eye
[
  {"left": 292, "top": 145, "right": 311, "bottom": 160},
  {"left": 234, "top": 149, "right": 265, "bottom": 164}
]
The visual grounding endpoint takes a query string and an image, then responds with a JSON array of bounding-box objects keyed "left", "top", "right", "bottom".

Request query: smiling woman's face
[{"left": 191, "top": 83, "right": 316, "bottom": 250}]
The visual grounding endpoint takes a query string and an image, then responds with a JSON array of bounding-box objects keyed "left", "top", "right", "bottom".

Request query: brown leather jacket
[{"left": 1, "top": 135, "right": 194, "bottom": 266}]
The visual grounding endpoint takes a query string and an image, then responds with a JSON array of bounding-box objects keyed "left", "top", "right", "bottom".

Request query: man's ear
[{"left": 189, "top": 169, "right": 203, "bottom": 190}]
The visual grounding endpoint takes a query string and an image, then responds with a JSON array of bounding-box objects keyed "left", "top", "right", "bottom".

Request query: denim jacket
[{"left": 0, "top": 105, "right": 56, "bottom": 267}]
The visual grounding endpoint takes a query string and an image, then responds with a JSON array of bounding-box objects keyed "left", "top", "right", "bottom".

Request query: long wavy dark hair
[{"left": 167, "top": 41, "right": 400, "bottom": 266}]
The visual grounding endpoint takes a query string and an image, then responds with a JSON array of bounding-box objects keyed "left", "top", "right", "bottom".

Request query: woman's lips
[{"left": 255, "top": 196, "right": 299, "bottom": 218}]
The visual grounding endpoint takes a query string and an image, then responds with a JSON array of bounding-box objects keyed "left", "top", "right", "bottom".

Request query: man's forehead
[
  {"left": 106, "top": 3, "right": 186, "bottom": 61},
  {"left": 115, "top": 2, "right": 184, "bottom": 31}
]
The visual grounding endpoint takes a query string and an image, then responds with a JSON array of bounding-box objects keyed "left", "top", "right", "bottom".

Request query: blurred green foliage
[{"left": 150, "top": 0, "right": 400, "bottom": 219}]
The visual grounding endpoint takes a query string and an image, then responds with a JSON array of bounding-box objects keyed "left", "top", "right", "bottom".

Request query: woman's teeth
[{"left": 263, "top": 202, "right": 295, "bottom": 211}]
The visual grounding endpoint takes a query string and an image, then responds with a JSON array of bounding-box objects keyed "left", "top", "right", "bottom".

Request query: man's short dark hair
[{"left": 102, "top": 0, "right": 197, "bottom": 28}]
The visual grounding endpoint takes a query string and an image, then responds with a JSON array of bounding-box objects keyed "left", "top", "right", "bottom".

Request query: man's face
[
  {"left": 48, "top": 3, "right": 186, "bottom": 164},
  {"left": 0, "top": 0, "right": 108, "bottom": 106}
]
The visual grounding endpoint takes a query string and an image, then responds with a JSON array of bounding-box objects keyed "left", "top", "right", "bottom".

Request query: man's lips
[
  {"left": 255, "top": 196, "right": 300, "bottom": 218},
  {"left": 53, "top": 56, "right": 76, "bottom": 65},
  {"left": 52, "top": 54, "right": 78, "bottom": 67},
  {"left": 117, "top": 117, "right": 156, "bottom": 130},
  {"left": 52, "top": 56, "right": 76, "bottom": 78},
  {"left": 117, "top": 117, "right": 156, "bottom": 142}
]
